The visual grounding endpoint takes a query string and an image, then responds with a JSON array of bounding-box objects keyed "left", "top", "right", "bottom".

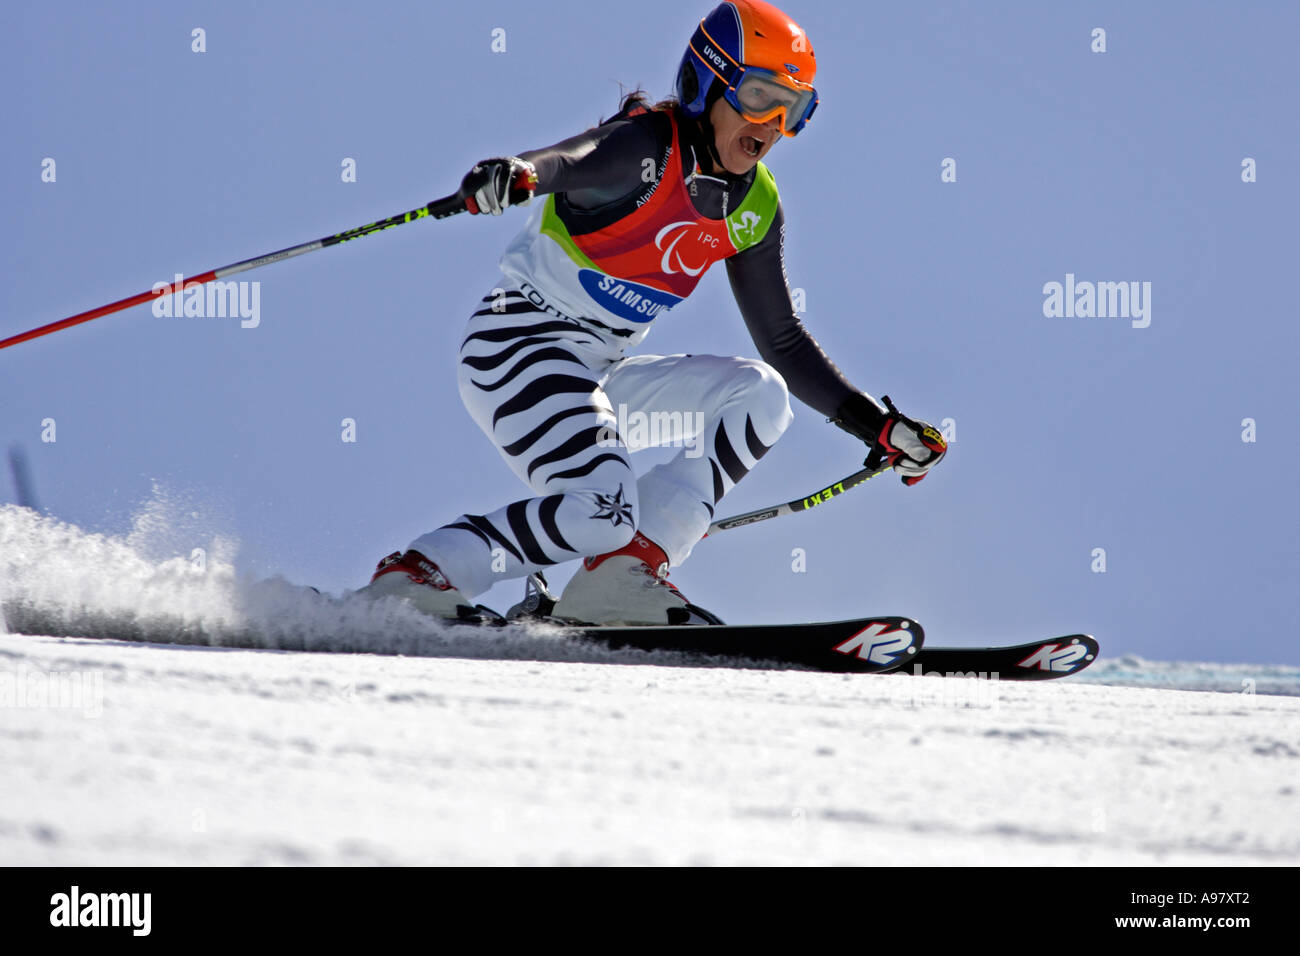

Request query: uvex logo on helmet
[{"left": 701, "top": 44, "right": 728, "bottom": 70}]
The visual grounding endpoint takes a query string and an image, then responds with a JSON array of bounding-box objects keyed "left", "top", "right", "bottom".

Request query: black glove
[
  {"left": 833, "top": 393, "right": 947, "bottom": 486},
  {"left": 460, "top": 157, "right": 538, "bottom": 216}
]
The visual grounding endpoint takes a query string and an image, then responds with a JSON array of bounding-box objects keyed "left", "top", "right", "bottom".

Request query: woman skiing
[{"left": 361, "top": 0, "right": 946, "bottom": 625}]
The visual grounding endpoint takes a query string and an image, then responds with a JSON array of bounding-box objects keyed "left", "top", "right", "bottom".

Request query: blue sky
[{"left": 3, "top": 1, "right": 1297, "bottom": 663}]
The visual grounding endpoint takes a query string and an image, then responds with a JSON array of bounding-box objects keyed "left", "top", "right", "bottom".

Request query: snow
[
  {"left": 4, "top": 634, "right": 1298, "bottom": 866},
  {"left": 3, "top": 502, "right": 1299, "bottom": 865}
]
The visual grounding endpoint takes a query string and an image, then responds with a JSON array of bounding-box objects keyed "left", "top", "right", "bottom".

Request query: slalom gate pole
[
  {"left": 0, "top": 173, "right": 534, "bottom": 351},
  {"left": 705, "top": 461, "right": 893, "bottom": 537}
]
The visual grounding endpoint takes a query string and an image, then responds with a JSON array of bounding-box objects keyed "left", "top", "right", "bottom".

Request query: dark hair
[{"left": 600, "top": 87, "right": 679, "bottom": 124}]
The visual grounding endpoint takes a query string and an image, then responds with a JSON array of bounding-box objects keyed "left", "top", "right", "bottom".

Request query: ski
[
  {"left": 235, "top": 578, "right": 1098, "bottom": 679},
  {"left": 561, "top": 616, "right": 923, "bottom": 673},
  {"left": 893, "top": 634, "right": 1100, "bottom": 681},
  {"left": 485, "top": 601, "right": 1097, "bottom": 678}
]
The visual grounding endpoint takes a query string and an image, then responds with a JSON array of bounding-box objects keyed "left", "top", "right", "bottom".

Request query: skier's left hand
[
  {"left": 460, "top": 157, "right": 538, "bottom": 215},
  {"left": 871, "top": 397, "right": 947, "bottom": 485},
  {"left": 833, "top": 393, "right": 947, "bottom": 486}
]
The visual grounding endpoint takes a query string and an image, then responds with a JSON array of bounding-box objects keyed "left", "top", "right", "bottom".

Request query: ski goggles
[
  {"left": 689, "top": 28, "right": 819, "bottom": 135},
  {"left": 725, "top": 68, "right": 818, "bottom": 136}
]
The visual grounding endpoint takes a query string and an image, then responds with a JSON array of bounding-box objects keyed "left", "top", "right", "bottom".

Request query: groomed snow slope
[
  {"left": 2, "top": 504, "right": 1298, "bottom": 866},
  {"left": 3, "top": 633, "right": 1298, "bottom": 866}
]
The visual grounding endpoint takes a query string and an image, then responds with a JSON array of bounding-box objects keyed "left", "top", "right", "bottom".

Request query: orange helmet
[{"left": 677, "top": 0, "right": 818, "bottom": 136}]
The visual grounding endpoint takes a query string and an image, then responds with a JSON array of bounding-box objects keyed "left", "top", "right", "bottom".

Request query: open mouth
[{"left": 740, "top": 135, "right": 764, "bottom": 158}]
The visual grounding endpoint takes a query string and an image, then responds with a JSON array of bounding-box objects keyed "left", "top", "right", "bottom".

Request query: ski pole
[
  {"left": 704, "top": 461, "right": 893, "bottom": 536},
  {"left": 0, "top": 172, "right": 534, "bottom": 352}
]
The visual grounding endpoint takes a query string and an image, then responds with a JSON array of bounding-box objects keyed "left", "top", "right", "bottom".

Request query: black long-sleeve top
[{"left": 516, "top": 107, "right": 883, "bottom": 434}]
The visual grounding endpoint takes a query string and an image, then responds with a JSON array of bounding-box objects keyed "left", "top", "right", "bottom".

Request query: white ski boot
[
  {"left": 356, "top": 549, "right": 477, "bottom": 620},
  {"left": 551, "top": 532, "right": 722, "bottom": 626}
]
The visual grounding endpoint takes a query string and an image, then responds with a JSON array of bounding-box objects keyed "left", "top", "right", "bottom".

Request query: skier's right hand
[{"left": 460, "top": 157, "right": 538, "bottom": 215}]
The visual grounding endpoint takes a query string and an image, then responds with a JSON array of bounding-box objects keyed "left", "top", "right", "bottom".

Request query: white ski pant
[{"left": 410, "top": 282, "right": 793, "bottom": 599}]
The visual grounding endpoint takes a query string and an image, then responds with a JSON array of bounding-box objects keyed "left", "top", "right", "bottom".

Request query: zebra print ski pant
[{"left": 409, "top": 282, "right": 793, "bottom": 599}]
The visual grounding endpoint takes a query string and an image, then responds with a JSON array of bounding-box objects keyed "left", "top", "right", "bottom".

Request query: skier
[{"left": 361, "top": 0, "right": 946, "bottom": 625}]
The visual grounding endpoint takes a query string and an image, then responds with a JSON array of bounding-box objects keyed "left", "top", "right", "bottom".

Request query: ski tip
[
  {"left": 904, "top": 633, "right": 1100, "bottom": 680},
  {"left": 994, "top": 633, "right": 1101, "bottom": 679},
  {"left": 1013, "top": 634, "right": 1099, "bottom": 677}
]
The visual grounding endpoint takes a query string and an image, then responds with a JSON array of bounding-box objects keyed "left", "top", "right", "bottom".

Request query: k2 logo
[
  {"left": 1017, "top": 642, "right": 1090, "bottom": 672},
  {"left": 833, "top": 622, "right": 913, "bottom": 665}
]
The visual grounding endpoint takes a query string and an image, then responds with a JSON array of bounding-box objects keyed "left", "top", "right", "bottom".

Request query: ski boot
[
  {"left": 355, "top": 549, "right": 479, "bottom": 620},
  {"left": 550, "top": 532, "right": 723, "bottom": 626}
]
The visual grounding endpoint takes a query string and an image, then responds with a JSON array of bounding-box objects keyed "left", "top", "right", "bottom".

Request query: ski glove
[
  {"left": 833, "top": 393, "right": 947, "bottom": 486},
  {"left": 460, "top": 157, "right": 538, "bottom": 216}
]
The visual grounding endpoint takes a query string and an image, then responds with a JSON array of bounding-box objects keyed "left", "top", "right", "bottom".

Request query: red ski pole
[{"left": 0, "top": 169, "right": 533, "bottom": 352}]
